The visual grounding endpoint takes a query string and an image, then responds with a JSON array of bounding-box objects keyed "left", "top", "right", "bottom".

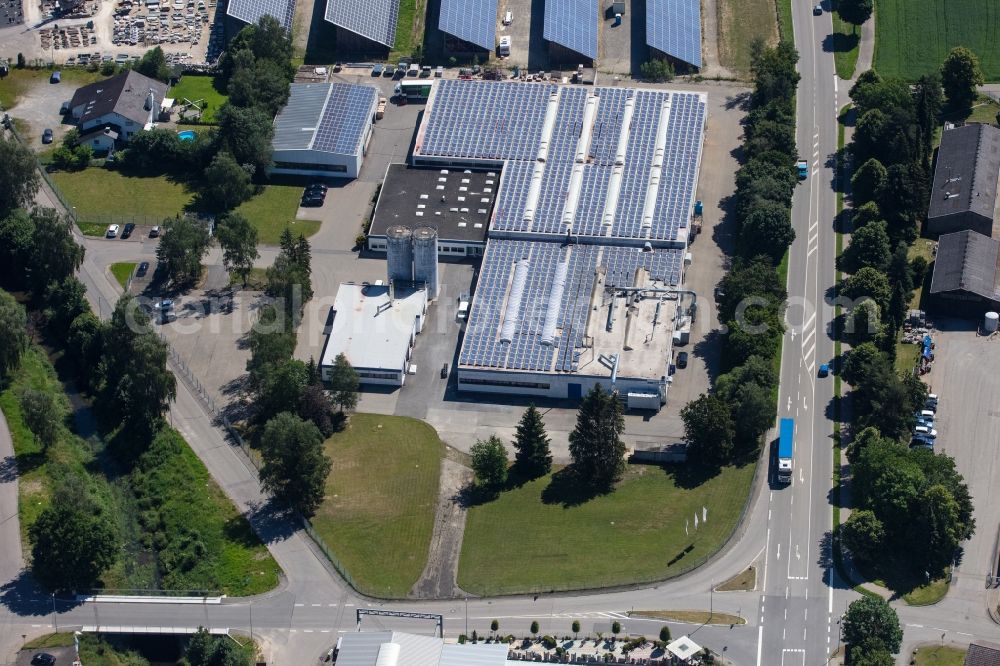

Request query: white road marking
[
  {"left": 312, "top": 603, "right": 322, "bottom": 607},
  {"left": 295, "top": 603, "right": 304, "bottom": 607},
  {"left": 322, "top": 629, "right": 331, "bottom": 633},
  {"left": 755, "top": 626, "right": 764, "bottom": 666},
  {"left": 801, "top": 325, "right": 816, "bottom": 347},
  {"left": 777, "top": 543, "right": 781, "bottom": 560},
  {"left": 799, "top": 468, "right": 804, "bottom": 483},
  {"left": 329, "top": 603, "right": 337, "bottom": 607}
]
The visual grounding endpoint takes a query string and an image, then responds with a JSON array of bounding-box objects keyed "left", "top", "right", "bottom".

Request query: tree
[
  {"left": 837, "top": 0, "right": 873, "bottom": 31},
  {"left": 19, "top": 388, "right": 61, "bottom": 449},
  {"left": 611, "top": 621, "right": 621, "bottom": 637},
  {"left": 572, "top": 620, "right": 581, "bottom": 638},
  {"left": 681, "top": 394, "right": 735, "bottom": 467},
  {"left": 530, "top": 621, "right": 539, "bottom": 636},
  {"left": 0, "top": 290, "right": 28, "bottom": 379},
  {"left": 640, "top": 59, "right": 673, "bottom": 82},
  {"left": 842, "top": 597, "right": 902, "bottom": 655},
  {"left": 470, "top": 435, "right": 509, "bottom": 489},
  {"left": 135, "top": 46, "right": 170, "bottom": 82},
  {"left": 729, "top": 382, "right": 775, "bottom": 448},
  {"left": 940, "top": 47, "right": 985, "bottom": 110},
  {"left": 43, "top": 276, "right": 89, "bottom": 334},
  {"left": 216, "top": 104, "right": 274, "bottom": 176},
  {"left": 67, "top": 312, "right": 105, "bottom": 390},
  {"left": 842, "top": 267, "right": 891, "bottom": 312},
  {"left": 841, "top": 342, "right": 882, "bottom": 386},
  {"left": 659, "top": 626, "right": 671, "bottom": 644},
  {"left": 851, "top": 201, "right": 882, "bottom": 228},
  {"left": 513, "top": 405, "right": 552, "bottom": 478},
  {"left": 846, "top": 298, "right": 883, "bottom": 345},
  {"left": 909, "top": 484, "right": 963, "bottom": 574},
  {"left": 27, "top": 208, "right": 85, "bottom": 296},
  {"left": 850, "top": 158, "right": 887, "bottom": 207},
  {"left": 185, "top": 627, "right": 252, "bottom": 666},
  {"left": 715, "top": 355, "right": 777, "bottom": 399},
  {"left": 851, "top": 644, "right": 894, "bottom": 666},
  {"left": 567, "top": 385, "right": 626, "bottom": 490},
  {"left": 228, "top": 58, "right": 291, "bottom": 116},
  {"left": 259, "top": 412, "right": 331, "bottom": 515},
  {"left": 0, "top": 136, "right": 40, "bottom": 217},
  {"left": 740, "top": 200, "right": 795, "bottom": 263},
  {"left": 327, "top": 353, "right": 359, "bottom": 412},
  {"left": 246, "top": 303, "right": 295, "bottom": 388},
  {"left": 912, "top": 73, "right": 944, "bottom": 161},
  {"left": 203, "top": 151, "right": 254, "bottom": 212},
  {"left": 216, "top": 213, "right": 260, "bottom": 287},
  {"left": 840, "top": 509, "right": 884, "bottom": 563},
  {"left": 717, "top": 257, "right": 787, "bottom": 323},
  {"left": 0, "top": 209, "right": 35, "bottom": 285},
  {"left": 155, "top": 215, "right": 211, "bottom": 286},
  {"left": 29, "top": 482, "right": 119, "bottom": 592},
  {"left": 491, "top": 619, "right": 499, "bottom": 635},
  {"left": 297, "top": 383, "right": 338, "bottom": 437},
  {"left": 255, "top": 359, "right": 308, "bottom": 422},
  {"left": 844, "top": 220, "right": 891, "bottom": 273}
]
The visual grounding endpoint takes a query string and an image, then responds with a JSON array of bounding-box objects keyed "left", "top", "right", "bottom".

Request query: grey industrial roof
[
  {"left": 369, "top": 164, "right": 497, "bottom": 243},
  {"left": 928, "top": 123, "right": 1000, "bottom": 222},
  {"left": 929, "top": 229, "right": 1000, "bottom": 299},
  {"left": 272, "top": 82, "right": 378, "bottom": 156},
  {"left": 333, "top": 631, "right": 508, "bottom": 666},
  {"left": 966, "top": 641, "right": 1000, "bottom": 666},
  {"left": 226, "top": 0, "right": 297, "bottom": 32},
  {"left": 70, "top": 70, "right": 168, "bottom": 127}
]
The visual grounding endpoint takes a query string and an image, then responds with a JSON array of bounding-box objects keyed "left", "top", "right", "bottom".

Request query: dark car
[
  {"left": 149, "top": 225, "right": 160, "bottom": 238},
  {"left": 31, "top": 653, "right": 56, "bottom": 666},
  {"left": 676, "top": 351, "right": 689, "bottom": 369},
  {"left": 137, "top": 261, "right": 149, "bottom": 277},
  {"left": 301, "top": 196, "right": 324, "bottom": 207},
  {"left": 50, "top": 70, "right": 61, "bottom": 83},
  {"left": 42, "top": 128, "right": 54, "bottom": 144},
  {"left": 306, "top": 183, "right": 328, "bottom": 194},
  {"left": 813, "top": 3, "right": 823, "bottom": 14},
  {"left": 372, "top": 63, "right": 383, "bottom": 76},
  {"left": 121, "top": 222, "right": 135, "bottom": 238}
]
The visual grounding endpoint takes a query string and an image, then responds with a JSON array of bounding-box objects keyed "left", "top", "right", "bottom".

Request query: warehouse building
[
  {"left": 270, "top": 83, "right": 378, "bottom": 179},
  {"left": 225, "top": 0, "right": 297, "bottom": 39},
  {"left": 927, "top": 123, "right": 1000, "bottom": 238},
  {"left": 319, "top": 282, "right": 427, "bottom": 386},
  {"left": 928, "top": 229, "right": 1000, "bottom": 314},
  {"left": 367, "top": 164, "right": 495, "bottom": 257},
  {"left": 324, "top": 0, "right": 398, "bottom": 53}
]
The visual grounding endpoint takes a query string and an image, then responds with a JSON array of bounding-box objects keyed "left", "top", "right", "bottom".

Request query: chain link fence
[{"left": 2, "top": 114, "right": 79, "bottom": 223}]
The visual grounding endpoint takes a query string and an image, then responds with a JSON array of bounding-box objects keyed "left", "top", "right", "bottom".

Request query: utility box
[{"left": 611, "top": 1, "right": 625, "bottom": 13}]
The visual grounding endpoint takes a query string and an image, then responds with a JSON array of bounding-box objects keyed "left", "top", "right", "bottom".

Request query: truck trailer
[{"left": 777, "top": 417, "right": 794, "bottom": 485}]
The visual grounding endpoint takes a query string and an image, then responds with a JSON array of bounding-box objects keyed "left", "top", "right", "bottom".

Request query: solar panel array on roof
[
  {"left": 312, "top": 84, "right": 379, "bottom": 154},
  {"left": 543, "top": 0, "right": 598, "bottom": 59},
  {"left": 325, "top": 0, "right": 398, "bottom": 47},
  {"left": 438, "top": 0, "right": 497, "bottom": 50},
  {"left": 459, "top": 241, "right": 684, "bottom": 372},
  {"left": 647, "top": 93, "right": 706, "bottom": 241},
  {"left": 227, "top": 0, "right": 297, "bottom": 32},
  {"left": 647, "top": 0, "right": 702, "bottom": 68}
]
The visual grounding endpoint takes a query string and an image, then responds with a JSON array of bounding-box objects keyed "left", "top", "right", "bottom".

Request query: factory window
[
  {"left": 357, "top": 371, "right": 399, "bottom": 380},
  {"left": 460, "top": 377, "right": 550, "bottom": 390},
  {"left": 273, "top": 161, "right": 347, "bottom": 173}
]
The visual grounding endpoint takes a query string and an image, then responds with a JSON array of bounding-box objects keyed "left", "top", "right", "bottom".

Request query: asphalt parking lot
[{"left": 920, "top": 319, "right": 1000, "bottom": 591}]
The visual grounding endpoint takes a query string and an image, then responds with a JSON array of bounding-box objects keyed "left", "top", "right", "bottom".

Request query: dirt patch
[
  {"left": 716, "top": 0, "right": 779, "bottom": 75},
  {"left": 409, "top": 458, "right": 473, "bottom": 599}
]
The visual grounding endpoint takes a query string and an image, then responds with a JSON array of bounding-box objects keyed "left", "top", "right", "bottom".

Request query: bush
[
  {"left": 640, "top": 59, "right": 674, "bottom": 82},
  {"left": 541, "top": 635, "right": 557, "bottom": 650}
]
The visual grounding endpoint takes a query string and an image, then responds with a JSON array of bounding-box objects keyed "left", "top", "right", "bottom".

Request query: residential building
[{"left": 66, "top": 70, "right": 168, "bottom": 146}]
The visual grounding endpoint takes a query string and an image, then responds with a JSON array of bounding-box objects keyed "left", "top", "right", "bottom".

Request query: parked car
[
  {"left": 910, "top": 437, "right": 934, "bottom": 450},
  {"left": 106, "top": 224, "right": 120, "bottom": 238},
  {"left": 503, "top": 10, "right": 513, "bottom": 24},
  {"left": 372, "top": 63, "right": 383, "bottom": 76},
  {"left": 137, "top": 261, "right": 149, "bottom": 277},
  {"left": 676, "top": 351, "right": 689, "bottom": 369},
  {"left": 818, "top": 363, "right": 830, "bottom": 378},
  {"left": 149, "top": 225, "right": 160, "bottom": 238},
  {"left": 31, "top": 653, "right": 56, "bottom": 666},
  {"left": 435, "top": 65, "right": 443, "bottom": 78},
  {"left": 301, "top": 196, "right": 324, "bottom": 207},
  {"left": 49, "top": 70, "right": 61, "bottom": 83},
  {"left": 42, "top": 128, "right": 54, "bottom": 144},
  {"left": 913, "top": 425, "right": 937, "bottom": 438},
  {"left": 440, "top": 363, "right": 448, "bottom": 378},
  {"left": 813, "top": 3, "right": 823, "bottom": 14},
  {"left": 306, "top": 182, "right": 328, "bottom": 194},
  {"left": 121, "top": 222, "right": 135, "bottom": 238}
]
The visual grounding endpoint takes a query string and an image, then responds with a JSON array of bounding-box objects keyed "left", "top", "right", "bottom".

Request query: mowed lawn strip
[
  {"left": 234, "top": 184, "right": 321, "bottom": 245},
  {"left": 912, "top": 645, "right": 966, "bottom": 666},
  {"left": 167, "top": 75, "right": 228, "bottom": 123},
  {"left": 717, "top": 0, "right": 779, "bottom": 74},
  {"left": 311, "top": 413, "right": 443, "bottom": 598},
  {"left": 51, "top": 168, "right": 193, "bottom": 220},
  {"left": 873, "top": 0, "right": 1000, "bottom": 80},
  {"left": 109, "top": 262, "right": 136, "bottom": 288},
  {"left": 458, "top": 463, "right": 756, "bottom": 595}
]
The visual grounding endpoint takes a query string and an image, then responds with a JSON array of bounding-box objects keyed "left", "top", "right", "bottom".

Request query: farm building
[
  {"left": 270, "top": 82, "right": 378, "bottom": 179},
  {"left": 926, "top": 123, "right": 1000, "bottom": 238},
  {"left": 928, "top": 229, "right": 1000, "bottom": 314}
]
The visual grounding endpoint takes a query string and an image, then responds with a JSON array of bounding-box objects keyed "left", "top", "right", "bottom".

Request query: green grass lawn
[
  {"left": 895, "top": 341, "right": 921, "bottom": 373},
  {"left": 167, "top": 74, "right": 228, "bottom": 123},
  {"left": 0, "top": 67, "right": 111, "bottom": 110},
  {"left": 830, "top": 2, "right": 861, "bottom": 79},
  {"left": 902, "top": 574, "right": 950, "bottom": 605},
  {"left": 717, "top": 0, "right": 780, "bottom": 74},
  {"left": 873, "top": 0, "right": 1000, "bottom": 80},
  {"left": 234, "top": 184, "right": 321, "bottom": 245},
  {"left": 390, "top": 0, "right": 425, "bottom": 60},
  {"left": 310, "top": 414, "right": 443, "bottom": 598},
  {"left": 776, "top": 0, "right": 794, "bottom": 44},
  {"left": 913, "top": 645, "right": 967, "bottom": 666},
  {"left": 459, "top": 463, "right": 756, "bottom": 595},
  {"left": 109, "top": 262, "right": 136, "bottom": 289},
  {"left": 51, "top": 168, "right": 193, "bottom": 223}
]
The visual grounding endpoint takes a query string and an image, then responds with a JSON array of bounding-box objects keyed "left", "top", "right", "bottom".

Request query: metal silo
[
  {"left": 386, "top": 225, "right": 413, "bottom": 284},
  {"left": 412, "top": 226, "right": 439, "bottom": 300}
]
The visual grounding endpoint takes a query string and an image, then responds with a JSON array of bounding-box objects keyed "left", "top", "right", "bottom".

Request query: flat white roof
[{"left": 321, "top": 283, "right": 426, "bottom": 372}]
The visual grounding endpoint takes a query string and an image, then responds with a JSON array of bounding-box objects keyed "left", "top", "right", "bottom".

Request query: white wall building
[
  {"left": 270, "top": 82, "right": 378, "bottom": 179},
  {"left": 319, "top": 282, "right": 427, "bottom": 386},
  {"left": 67, "top": 70, "right": 168, "bottom": 146}
]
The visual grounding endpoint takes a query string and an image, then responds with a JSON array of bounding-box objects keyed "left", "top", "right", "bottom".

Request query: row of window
[
  {"left": 273, "top": 161, "right": 348, "bottom": 173},
  {"left": 459, "top": 376, "right": 551, "bottom": 390}
]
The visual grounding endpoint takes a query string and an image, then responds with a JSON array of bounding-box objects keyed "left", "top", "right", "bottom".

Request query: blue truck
[{"left": 777, "top": 417, "right": 795, "bottom": 485}]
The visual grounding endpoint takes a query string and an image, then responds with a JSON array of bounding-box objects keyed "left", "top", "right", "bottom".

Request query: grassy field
[
  {"left": 234, "top": 184, "right": 321, "bottom": 245},
  {"left": 310, "top": 414, "right": 443, "bottom": 598},
  {"left": 895, "top": 341, "right": 922, "bottom": 373},
  {"left": 1, "top": 339, "right": 279, "bottom": 595},
  {"left": 902, "top": 574, "right": 950, "bottom": 605},
  {"left": 109, "top": 262, "right": 136, "bottom": 289},
  {"left": 458, "top": 463, "right": 756, "bottom": 595},
  {"left": 390, "top": 0, "right": 425, "bottom": 60},
  {"left": 717, "top": 566, "right": 756, "bottom": 591},
  {"left": 52, "top": 168, "right": 193, "bottom": 221},
  {"left": 873, "top": 0, "right": 1000, "bottom": 80},
  {"left": 717, "top": 0, "right": 780, "bottom": 74},
  {"left": 776, "top": 0, "right": 794, "bottom": 43},
  {"left": 912, "top": 645, "right": 967, "bottom": 666},
  {"left": 0, "top": 67, "right": 111, "bottom": 110},
  {"left": 167, "top": 74, "right": 227, "bottom": 123},
  {"left": 830, "top": 1, "right": 861, "bottom": 79}
]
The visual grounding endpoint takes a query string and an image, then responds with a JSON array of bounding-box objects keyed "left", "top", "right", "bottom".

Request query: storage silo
[
  {"left": 412, "top": 226, "right": 439, "bottom": 300},
  {"left": 386, "top": 226, "right": 413, "bottom": 283},
  {"left": 985, "top": 311, "right": 999, "bottom": 333}
]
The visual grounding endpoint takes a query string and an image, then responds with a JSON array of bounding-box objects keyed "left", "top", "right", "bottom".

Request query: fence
[
  {"left": 77, "top": 213, "right": 168, "bottom": 229},
  {"left": 2, "top": 114, "right": 79, "bottom": 224}
]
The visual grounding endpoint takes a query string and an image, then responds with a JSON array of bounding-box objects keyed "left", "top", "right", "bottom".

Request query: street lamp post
[
  {"left": 52, "top": 593, "right": 58, "bottom": 631},
  {"left": 464, "top": 597, "right": 469, "bottom": 637}
]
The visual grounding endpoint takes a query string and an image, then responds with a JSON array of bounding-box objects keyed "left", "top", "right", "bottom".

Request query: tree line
[{"left": 681, "top": 40, "right": 800, "bottom": 469}]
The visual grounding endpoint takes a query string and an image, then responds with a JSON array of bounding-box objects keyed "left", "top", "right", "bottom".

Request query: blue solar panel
[
  {"left": 228, "top": 0, "right": 296, "bottom": 32},
  {"left": 325, "top": 0, "right": 398, "bottom": 47},
  {"left": 438, "top": 0, "right": 497, "bottom": 50},
  {"left": 647, "top": 93, "right": 705, "bottom": 240},
  {"left": 543, "top": 0, "right": 597, "bottom": 59},
  {"left": 312, "top": 84, "right": 378, "bottom": 154},
  {"left": 613, "top": 90, "right": 668, "bottom": 238},
  {"left": 647, "top": 0, "right": 702, "bottom": 68}
]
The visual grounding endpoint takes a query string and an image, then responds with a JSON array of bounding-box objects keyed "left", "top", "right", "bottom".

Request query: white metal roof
[{"left": 334, "top": 632, "right": 507, "bottom": 666}]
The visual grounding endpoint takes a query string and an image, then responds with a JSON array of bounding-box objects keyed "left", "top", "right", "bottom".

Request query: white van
[
  {"left": 456, "top": 301, "right": 469, "bottom": 321},
  {"left": 503, "top": 10, "right": 513, "bottom": 24},
  {"left": 498, "top": 36, "right": 511, "bottom": 57}
]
